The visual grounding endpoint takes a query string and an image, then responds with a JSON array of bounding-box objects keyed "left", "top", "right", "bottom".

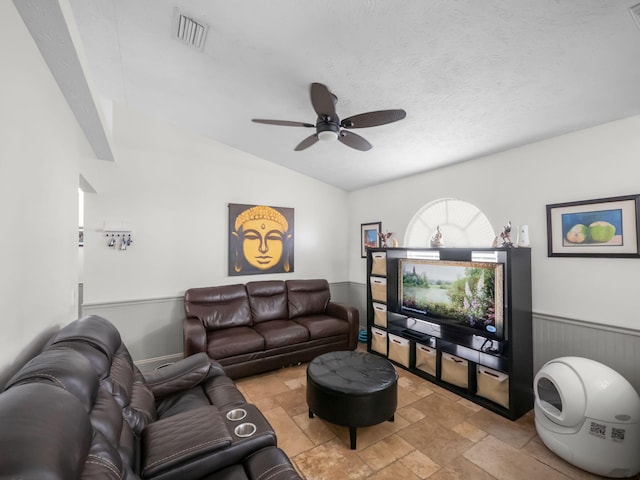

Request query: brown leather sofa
[
  {"left": 183, "top": 279, "right": 359, "bottom": 378},
  {"left": 0, "top": 315, "right": 302, "bottom": 480}
]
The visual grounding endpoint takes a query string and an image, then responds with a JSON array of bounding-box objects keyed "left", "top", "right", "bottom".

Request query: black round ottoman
[{"left": 306, "top": 350, "right": 398, "bottom": 449}]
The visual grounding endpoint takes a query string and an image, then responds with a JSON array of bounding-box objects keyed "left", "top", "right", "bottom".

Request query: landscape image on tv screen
[{"left": 400, "top": 259, "right": 504, "bottom": 337}]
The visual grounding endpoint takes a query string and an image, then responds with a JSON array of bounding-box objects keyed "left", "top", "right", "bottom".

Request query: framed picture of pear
[
  {"left": 228, "top": 203, "right": 294, "bottom": 275},
  {"left": 546, "top": 194, "right": 640, "bottom": 258}
]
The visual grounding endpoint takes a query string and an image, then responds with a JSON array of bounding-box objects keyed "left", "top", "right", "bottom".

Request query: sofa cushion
[
  {"left": 155, "top": 385, "right": 214, "bottom": 419},
  {"left": 107, "top": 345, "right": 156, "bottom": 435},
  {"left": 293, "top": 314, "right": 350, "bottom": 341},
  {"left": 206, "top": 326, "right": 265, "bottom": 359},
  {"left": 246, "top": 280, "right": 288, "bottom": 323},
  {"left": 6, "top": 348, "right": 99, "bottom": 412},
  {"left": 117, "top": 421, "right": 137, "bottom": 475},
  {"left": 90, "top": 387, "right": 126, "bottom": 451},
  {"left": 253, "top": 320, "right": 310, "bottom": 349},
  {"left": 185, "top": 284, "right": 252, "bottom": 330},
  {"left": 82, "top": 431, "right": 126, "bottom": 479},
  {"left": 50, "top": 314, "right": 122, "bottom": 363},
  {"left": 286, "top": 279, "right": 330, "bottom": 319},
  {"left": 245, "top": 446, "right": 302, "bottom": 480},
  {"left": 199, "top": 447, "right": 300, "bottom": 480},
  {"left": 0, "top": 383, "right": 94, "bottom": 480}
]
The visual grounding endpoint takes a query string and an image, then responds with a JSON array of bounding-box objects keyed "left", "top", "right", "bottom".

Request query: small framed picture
[
  {"left": 546, "top": 194, "right": 640, "bottom": 258},
  {"left": 361, "top": 222, "right": 382, "bottom": 258}
]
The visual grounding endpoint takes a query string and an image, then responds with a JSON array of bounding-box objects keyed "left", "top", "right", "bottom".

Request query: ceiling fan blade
[
  {"left": 338, "top": 130, "right": 372, "bottom": 151},
  {"left": 310, "top": 83, "right": 337, "bottom": 119},
  {"left": 294, "top": 134, "right": 319, "bottom": 151},
  {"left": 252, "top": 119, "right": 315, "bottom": 127},
  {"left": 341, "top": 109, "right": 407, "bottom": 129}
]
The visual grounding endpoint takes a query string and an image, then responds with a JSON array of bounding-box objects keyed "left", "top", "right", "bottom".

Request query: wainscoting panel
[
  {"left": 533, "top": 313, "right": 640, "bottom": 394},
  {"left": 330, "top": 281, "right": 367, "bottom": 330},
  {"left": 82, "top": 296, "right": 184, "bottom": 364},
  {"left": 83, "top": 283, "right": 640, "bottom": 395}
]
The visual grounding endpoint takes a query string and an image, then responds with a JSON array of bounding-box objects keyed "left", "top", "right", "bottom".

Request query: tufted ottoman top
[{"left": 307, "top": 351, "right": 397, "bottom": 395}]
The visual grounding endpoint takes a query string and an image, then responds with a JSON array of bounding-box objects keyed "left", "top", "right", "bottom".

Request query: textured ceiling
[{"left": 66, "top": 0, "right": 640, "bottom": 191}]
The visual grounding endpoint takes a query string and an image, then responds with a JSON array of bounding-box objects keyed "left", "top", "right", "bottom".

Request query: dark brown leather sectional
[
  {"left": 183, "top": 279, "right": 360, "bottom": 378},
  {"left": 0, "top": 315, "right": 302, "bottom": 479}
]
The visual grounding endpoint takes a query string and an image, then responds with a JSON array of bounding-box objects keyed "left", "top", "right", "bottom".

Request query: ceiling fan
[{"left": 252, "top": 82, "right": 406, "bottom": 152}]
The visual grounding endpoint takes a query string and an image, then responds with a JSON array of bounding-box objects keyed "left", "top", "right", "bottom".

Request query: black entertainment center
[{"left": 366, "top": 246, "right": 533, "bottom": 420}]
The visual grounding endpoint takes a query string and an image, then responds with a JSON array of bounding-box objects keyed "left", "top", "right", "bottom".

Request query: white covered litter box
[{"left": 534, "top": 357, "right": 640, "bottom": 478}]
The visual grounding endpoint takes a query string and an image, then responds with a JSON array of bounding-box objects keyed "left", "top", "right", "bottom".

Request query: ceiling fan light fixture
[
  {"left": 318, "top": 130, "right": 338, "bottom": 142},
  {"left": 316, "top": 120, "right": 339, "bottom": 142}
]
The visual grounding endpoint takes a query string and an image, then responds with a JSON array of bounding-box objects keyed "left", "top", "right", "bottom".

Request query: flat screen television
[{"left": 398, "top": 259, "right": 504, "bottom": 339}]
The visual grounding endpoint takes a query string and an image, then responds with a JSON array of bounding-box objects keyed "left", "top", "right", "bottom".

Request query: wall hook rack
[{"left": 104, "top": 230, "right": 133, "bottom": 250}]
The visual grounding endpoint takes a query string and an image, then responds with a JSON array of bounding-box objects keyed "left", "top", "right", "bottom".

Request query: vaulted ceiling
[{"left": 61, "top": 1, "right": 640, "bottom": 190}]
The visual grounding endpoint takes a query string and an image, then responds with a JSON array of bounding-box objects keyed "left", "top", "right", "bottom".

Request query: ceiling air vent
[
  {"left": 631, "top": 3, "right": 640, "bottom": 32},
  {"left": 174, "top": 8, "right": 208, "bottom": 51}
]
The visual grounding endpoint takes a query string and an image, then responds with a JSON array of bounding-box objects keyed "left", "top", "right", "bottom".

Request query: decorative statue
[
  {"left": 493, "top": 221, "right": 513, "bottom": 248},
  {"left": 378, "top": 231, "right": 394, "bottom": 248},
  {"left": 430, "top": 225, "right": 444, "bottom": 247}
]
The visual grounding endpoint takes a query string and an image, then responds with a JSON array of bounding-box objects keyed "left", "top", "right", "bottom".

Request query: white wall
[
  {"left": 80, "top": 105, "right": 349, "bottom": 302},
  {"left": 349, "top": 115, "right": 640, "bottom": 330},
  {"left": 0, "top": 2, "right": 89, "bottom": 376},
  {"left": 5, "top": 0, "right": 639, "bottom": 369},
  {"left": 78, "top": 106, "right": 350, "bottom": 359}
]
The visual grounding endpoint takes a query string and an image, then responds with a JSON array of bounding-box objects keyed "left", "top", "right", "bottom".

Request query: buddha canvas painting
[{"left": 228, "top": 203, "right": 294, "bottom": 275}]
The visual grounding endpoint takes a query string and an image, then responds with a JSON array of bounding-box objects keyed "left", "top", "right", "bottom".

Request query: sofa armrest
[
  {"left": 141, "top": 405, "right": 232, "bottom": 479},
  {"left": 326, "top": 302, "right": 360, "bottom": 350},
  {"left": 143, "top": 352, "right": 227, "bottom": 398},
  {"left": 142, "top": 404, "right": 277, "bottom": 480},
  {"left": 183, "top": 316, "right": 207, "bottom": 357}
]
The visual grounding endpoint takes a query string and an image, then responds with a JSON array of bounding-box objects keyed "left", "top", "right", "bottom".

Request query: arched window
[{"left": 404, "top": 198, "right": 495, "bottom": 247}]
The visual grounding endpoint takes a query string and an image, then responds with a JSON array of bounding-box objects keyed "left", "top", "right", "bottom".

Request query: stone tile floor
[{"left": 234, "top": 346, "right": 638, "bottom": 480}]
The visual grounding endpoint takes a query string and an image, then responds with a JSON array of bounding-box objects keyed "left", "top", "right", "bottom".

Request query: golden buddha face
[{"left": 240, "top": 218, "right": 285, "bottom": 270}]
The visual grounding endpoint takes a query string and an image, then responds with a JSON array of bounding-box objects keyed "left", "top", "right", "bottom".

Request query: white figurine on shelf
[{"left": 430, "top": 225, "right": 444, "bottom": 247}]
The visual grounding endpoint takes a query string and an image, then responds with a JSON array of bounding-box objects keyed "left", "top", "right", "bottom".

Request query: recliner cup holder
[
  {"left": 226, "top": 408, "right": 247, "bottom": 421},
  {"left": 234, "top": 422, "right": 257, "bottom": 438}
]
